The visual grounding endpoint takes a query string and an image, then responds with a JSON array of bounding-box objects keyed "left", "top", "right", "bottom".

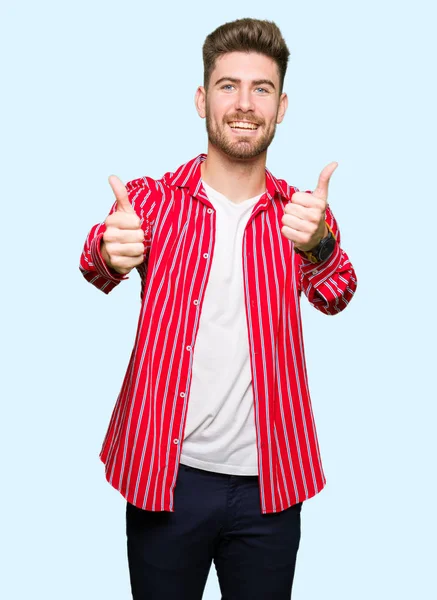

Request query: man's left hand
[{"left": 281, "top": 162, "right": 338, "bottom": 251}]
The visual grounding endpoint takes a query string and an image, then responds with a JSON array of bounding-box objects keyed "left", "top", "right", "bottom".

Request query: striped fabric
[{"left": 80, "top": 153, "right": 357, "bottom": 514}]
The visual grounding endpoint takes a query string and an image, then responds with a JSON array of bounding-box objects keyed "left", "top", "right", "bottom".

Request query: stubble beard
[{"left": 205, "top": 105, "right": 278, "bottom": 161}]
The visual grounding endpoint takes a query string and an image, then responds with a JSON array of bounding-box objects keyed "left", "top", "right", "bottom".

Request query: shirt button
[
  {"left": 180, "top": 392, "right": 185, "bottom": 398},
  {"left": 203, "top": 253, "right": 209, "bottom": 259},
  {"left": 312, "top": 269, "right": 319, "bottom": 275},
  {"left": 207, "top": 208, "right": 213, "bottom": 214},
  {"left": 173, "top": 439, "right": 179, "bottom": 445},
  {"left": 193, "top": 299, "right": 199, "bottom": 305},
  {"left": 186, "top": 345, "right": 192, "bottom": 351}
]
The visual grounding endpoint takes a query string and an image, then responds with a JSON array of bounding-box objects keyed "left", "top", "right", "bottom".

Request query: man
[{"left": 80, "top": 17, "right": 357, "bottom": 600}]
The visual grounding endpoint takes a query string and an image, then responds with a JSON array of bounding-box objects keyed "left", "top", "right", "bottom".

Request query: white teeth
[{"left": 229, "top": 121, "right": 258, "bottom": 130}]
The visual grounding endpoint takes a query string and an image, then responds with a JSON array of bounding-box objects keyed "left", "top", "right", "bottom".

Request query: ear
[
  {"left": 276, "top": 92, "right": 288, "bottom": 124},
  {"left": 195, "top": 86, "right": 206, "bottom": 119}
]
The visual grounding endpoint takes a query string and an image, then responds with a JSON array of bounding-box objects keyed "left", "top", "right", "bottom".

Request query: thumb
[
  {"left": 108, "top": 175, "right": 134, "bottom": 213},
  {"left": 313, "top": 161, "right": 338, "bottom": 201}
]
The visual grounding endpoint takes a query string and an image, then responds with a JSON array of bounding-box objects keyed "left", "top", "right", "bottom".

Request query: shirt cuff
[
  {"left": 298, "top": 240, "right": 342, "bottom": 288},
  {"left": 90, "top": 232, "right": 128, "bottom": 283}
]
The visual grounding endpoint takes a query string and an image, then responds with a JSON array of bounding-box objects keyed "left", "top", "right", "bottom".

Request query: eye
[
  {"left": 221, "top": 84, "right": 235, "bottom": 91},
  {"left": 256, "top": 87, "right": 268, "bottom": 94}
]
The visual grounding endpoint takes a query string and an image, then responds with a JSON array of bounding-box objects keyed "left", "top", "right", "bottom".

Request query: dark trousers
[{"left": 126, "top": 463, "right": 303, "bottom": 599}]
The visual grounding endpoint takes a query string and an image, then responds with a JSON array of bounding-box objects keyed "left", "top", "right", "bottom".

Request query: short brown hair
[{"left": 202, "top": 18, "right": 290, "bottom": 93}]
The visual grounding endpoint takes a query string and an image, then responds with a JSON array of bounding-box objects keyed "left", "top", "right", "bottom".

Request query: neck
[{"left": 200, "top": 143, "right": 267, "bottom": 204}]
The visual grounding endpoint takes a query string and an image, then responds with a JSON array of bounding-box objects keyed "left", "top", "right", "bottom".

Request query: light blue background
[{"left": 2, "top": 0, "right": 436, "bottom": 598}]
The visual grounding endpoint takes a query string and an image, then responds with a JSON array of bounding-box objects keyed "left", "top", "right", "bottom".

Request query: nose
[{"left": 235, "top": 87, "right": 255, "bottom": 112}]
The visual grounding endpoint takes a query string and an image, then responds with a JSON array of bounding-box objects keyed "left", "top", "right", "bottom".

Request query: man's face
[{"left": 196, "top": 52, "right": 288, "bottom": 160}]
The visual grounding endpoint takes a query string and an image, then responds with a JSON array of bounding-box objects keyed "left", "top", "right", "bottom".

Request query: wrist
[
  {"left": 295, "top": 224, "right": 329, "bottom": 253},
  {"left": 294, "top": 223, "right": 336, "bottom": 264},
  {"left": 314, "top": 224, "right": 329, "bottom": 248}
]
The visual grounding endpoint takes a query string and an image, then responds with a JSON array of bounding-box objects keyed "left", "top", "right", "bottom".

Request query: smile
[{"left": 228, "top": 121, "right": 259, "bottom": 131}]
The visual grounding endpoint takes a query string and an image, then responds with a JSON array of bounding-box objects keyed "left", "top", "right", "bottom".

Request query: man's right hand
[{"left": 101, "top": 175, "right": 145, "bottom": 275}]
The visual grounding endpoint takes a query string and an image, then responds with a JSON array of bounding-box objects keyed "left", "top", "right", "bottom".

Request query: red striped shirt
[{"left": 80, "top": 153, "right": 357, "bottom": 514}]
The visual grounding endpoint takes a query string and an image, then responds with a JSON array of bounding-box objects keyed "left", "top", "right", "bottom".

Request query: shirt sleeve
[
  {"left": 296, "top": 203, "right": 358, "bottom": 315},
  {"left": 79, "top": 177, "right": 157, "bottom": 294}
]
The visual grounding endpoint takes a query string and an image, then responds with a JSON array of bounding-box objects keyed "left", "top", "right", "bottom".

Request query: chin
[
  {"left": 227, "top": 139, "right": 272, "bottom": 160},
  {"left": 229, "top": 149, "right": 265, "bottom": 160},
  {"left": 206, "top": 123, "right": 275, "bottom": 160}
]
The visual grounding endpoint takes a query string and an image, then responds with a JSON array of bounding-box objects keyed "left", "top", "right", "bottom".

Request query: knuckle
[
  {"left": 104, "top": 241, "right": 115, "bottom": 255},
  {"left": 108, "top": 242, "right": 120, "bottom": 255},
  {"left": 103, "top": 228, "right": 116, "bottom": 243},
  {"left": 138, "top": 229, "right": 145, "bottom": 241},
  {"left": 124, "top": 243, "right": 136, "bottom": 256},
  {"left": 110, "top": 255, "right": 122, "bottom": 267},
  {"left": 107, "top": 214, "right": 122, "bottom": 229},
  {"left": 131, "top": 215, "right": 141, "bottom": 228}
]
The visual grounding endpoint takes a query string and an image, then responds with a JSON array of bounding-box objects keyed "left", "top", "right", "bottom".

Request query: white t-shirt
[{"left": 179, "top": 181, "right": 264, "bottom": 476}]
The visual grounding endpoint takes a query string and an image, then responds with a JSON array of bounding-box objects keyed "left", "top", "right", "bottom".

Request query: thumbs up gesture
[
  {"left": 101, "top": 175, "right": 145, "bottom": 275},
  {"left": 281, "top": 162, "right": 338, "bottom": 251}
]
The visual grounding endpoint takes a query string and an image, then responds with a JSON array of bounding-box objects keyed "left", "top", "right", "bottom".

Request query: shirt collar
[{"left": 163, "top": 154, "right": 291, "bottom": 204}]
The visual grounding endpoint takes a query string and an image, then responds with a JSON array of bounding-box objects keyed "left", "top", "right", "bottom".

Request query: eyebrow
[{"left": 214, "top": 76, "right": 276, "bottom": 90}]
